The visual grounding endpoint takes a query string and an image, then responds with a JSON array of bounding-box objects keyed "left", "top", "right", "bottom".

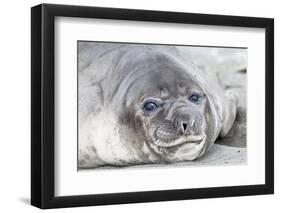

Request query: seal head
[{"left": 112, "top": 49, "right": 218, "bottom": 163}]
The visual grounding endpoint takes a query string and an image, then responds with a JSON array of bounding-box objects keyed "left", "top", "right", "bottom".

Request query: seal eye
[
  {"left": 143, "top": 101, "right": 158, "bottom": 111},
  {"left": 189, "top": 93, "right": 202, "bottom": 103}
]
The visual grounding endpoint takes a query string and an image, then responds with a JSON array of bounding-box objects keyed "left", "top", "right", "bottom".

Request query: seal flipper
[{"left": 219, "top": 89, "right": 238, "bottom": 137}]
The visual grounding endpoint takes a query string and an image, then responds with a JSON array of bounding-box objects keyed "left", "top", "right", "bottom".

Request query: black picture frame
[{"left": 31, "top": 3, "right": 274, "bottom": 209}]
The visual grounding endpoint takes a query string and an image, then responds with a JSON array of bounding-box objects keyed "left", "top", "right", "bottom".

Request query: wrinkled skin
[{"left": 78, "top": 43, "right": 237, "bottom": 168}]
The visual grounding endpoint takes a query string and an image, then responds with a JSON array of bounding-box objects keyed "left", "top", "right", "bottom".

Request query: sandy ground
[{"left": 81, "top": 144, "right": 246, "bottom": 171}]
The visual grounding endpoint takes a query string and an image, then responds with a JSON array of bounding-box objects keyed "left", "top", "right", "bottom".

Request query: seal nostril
[{"left": 182, "top": 122, "right": 188, "bottom": 132}]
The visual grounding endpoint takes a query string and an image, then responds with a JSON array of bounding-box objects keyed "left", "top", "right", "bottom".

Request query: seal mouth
[{"left": 154, "top": 135, "right": 204, "bottom": 148}]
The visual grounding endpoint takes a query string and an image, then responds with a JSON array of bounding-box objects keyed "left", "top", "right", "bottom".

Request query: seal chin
[{"left": 151, "top": 135, "right": 207, "bottom": 161}]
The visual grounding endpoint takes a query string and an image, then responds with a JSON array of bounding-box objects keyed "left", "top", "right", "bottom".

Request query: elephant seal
[{"left": 78, "top": 42, "right": 238, "bottom": 168}]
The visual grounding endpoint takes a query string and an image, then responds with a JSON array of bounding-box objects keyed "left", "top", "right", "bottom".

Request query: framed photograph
[{"left": 31, "top": 3, "right": 274, "bottom": 209}]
